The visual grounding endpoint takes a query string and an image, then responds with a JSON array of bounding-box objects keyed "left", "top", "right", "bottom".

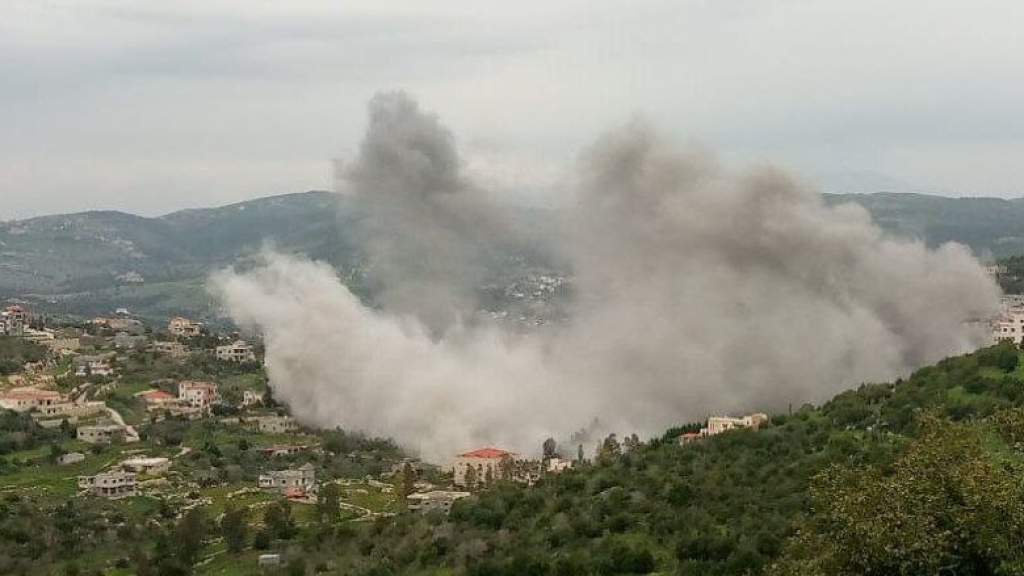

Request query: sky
[{"left": 2, "top": 0, "right": 1024, "bottom": 220}]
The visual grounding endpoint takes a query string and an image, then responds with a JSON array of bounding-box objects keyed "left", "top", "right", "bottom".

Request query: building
[
  {"left": 0, "top": 305, "right": 27, "bottom": 336},
  {"left": 135, "top": 389, "right": 177, "bottom": 409},
  {"left": 216, "top": 340, "right": 256, "bottom": 363},
  {"left": 241, "top": 389, "right": 263, "bottom": 407},
  {"left": 77, "top": 424, "right": 128, "bottom": 444},
  {"left": 178, "top": 381, "right": 220, "bottom": 409},
  {"left": 701, "top": 413, "right": 769, "bottom": 437},
  {"left": 78, "top": 471, "right": 136, "bottom": 499},
  {"left": 114, "top": 332, "right": 148, "bottom": 349},
  {"left": 57, "top": 452, "right": 86, "bottom": 466},
  {"left": 258, "top": 463, "right": 316, "bottom": 494},
  {"left": 121, "top": 456, "right": 171, "bottom": 475},
  {"left": 546, "top": 457, "right": 575, "bottom": 473},
  {"left": 75, "top": 358, "right": 114, "bottom": 377},
  {"left": 153, "top": 340, "right": 188, "bottom": 358},
  {"left": 250, "top": 415, "right": 298, "bottom": 434},
  {"left": 167, "top": 317, "right": 203, "bottom": 338},
  {"left": 453, "top": 447, "right": 517, "bottom": 487},
  {"left": 256, "top": 444, "right": 312, "bottom": 457},
  {"left": 258, "top": 554, "right": 281, "bottom": 567},
  {"left": 995, "top": 310, "right": 1024, "bottom": 345},
  {"left": 0, "top": 388, "right": 63, "bottom": 413},
  {"left": 407, "top": 490, "right": 471, "bottom": 514},
  {"left": 677, "top": 432, "right": 702, "bottom": 445}
]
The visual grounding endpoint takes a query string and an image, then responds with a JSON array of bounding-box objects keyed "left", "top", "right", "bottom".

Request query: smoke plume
[{"left": 212, "top": 95, "right": 1000, "bottom": 460}]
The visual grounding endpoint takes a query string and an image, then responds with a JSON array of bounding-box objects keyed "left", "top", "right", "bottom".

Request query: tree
[
  {"left": 577, "top": 443, "right": 585, "bottom": 463},
  {"left": 318, "top": 483, "right": 341, "bottom": 523},
  {"left": 542, "top": 437, "right": 557, "bottom": 460},
  {"left": 463, "top": 464, "right": 477, "bottom": 489},
  {"left": 597, "top": 434, "right": 622, "bottom": 464},
  {"left": 220, "top": 507, "right": 247, "bottom": 553},
  {"left": 170, "top": 507, "right": 207, "bottom": 566},
  {"left": 264, "top": 500, "right": 295, "bottom": 540}
]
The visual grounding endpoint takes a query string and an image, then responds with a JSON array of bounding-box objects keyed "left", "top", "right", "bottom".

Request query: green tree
[
  {"left": 220, "top": 507, "right": 247, "bottom": 553},
  {"left": 264, "top": 500, "right": 295, "bottom": 540},
  {"left": 318, "top": 483, "right": 341, "bottom": 523}
]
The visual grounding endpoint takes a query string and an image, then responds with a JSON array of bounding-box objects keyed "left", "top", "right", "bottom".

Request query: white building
[
  {"left": 78, "top": 470, "right": 136, "bottom": 499},
  {"left": 121, "top": 456, "right": 172, "bottom": 475},
  {"left": 58, "top": 452, "right": 86, "bottom": 466},
  {"left": 702, "top": 413, "right": 769, "bottom": 437},
  {"left": 407, "top": 490, "right": 471, "bottom": 514},
  {"left": 75, "top": 358, "right": 114, "bottom": 377},
  {"left": 241, "top": 389, "right": 263, "bottom": 407},
  {"left": 546, "top": 457, "right": 575, "bottom": 473},
  {"left": 216, "top": 340, "right": 256, "bottom": 363},
  {"left": 259, "top": 463, "right": 316, "bottom": 495},
  {"left": 178, "top": 381, "right": 220, "bottom": 409},
  {"left": 995, "top": 310, "right": 1024, "bottom": 345},
  {"left": 0, "top": 305, "right": 27, "bottom": 336}
]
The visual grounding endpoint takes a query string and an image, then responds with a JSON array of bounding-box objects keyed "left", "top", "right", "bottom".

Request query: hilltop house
[
  {"left": 259, "top": 463, "right": 316, "bottom": 496},
  {"left": 167, "top": 317, "right": 203, "bottom": 338},
  {"left": 78, "top": 470, "right": 136, "bottom": 499},
  {"left": 178, "top": 381, "right": 220, "bottom": 409},
  {"left": 216, "top": 340, "right": 256, "bottom": 363},
  {"left": 681, "top": 413, "right": 770, "bottom": 444},
  {"left": 453, "top": 447, "right": 517, "bottom": 487}
]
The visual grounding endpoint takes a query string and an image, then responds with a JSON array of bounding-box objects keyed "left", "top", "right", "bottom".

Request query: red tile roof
[
  {"left": 137, "top": 389, "right": 173, "bottom": 400},
  {"left": 458, "top": 447, "right": 514, "bottom": 459}
]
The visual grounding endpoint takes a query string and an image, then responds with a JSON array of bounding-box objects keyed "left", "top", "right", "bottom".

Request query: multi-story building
[
  {"left": 250, "top": 415, "right": 298, "bottom": 433},
  {"left": 75, "top": 359, "right": 114, "bottom": 377},
  {"left": 78, "top": 471, "right": 136, "bottom": 499},
  {"left": 0, "top": 388, "right": 63, "bottom": 413},
  {"left": 453, "top": 447, "right": 516, "bottom": 487},
  {"left": 701, "top": 413, "right": 769, "bottom": 437},
  {"left": 77, "top": 424, "right": 128, "bottom": 444},
  {"left": 242, "top": 389, "right": 263, "bottom": 407},
  {"left": 994, "top": 310, "right": 1024, "bottom": 345},
  {"left": 216, "top": 340, "right": 256, "bottom": 363},
  {"left": 177, "top": 381, "right": 220, "bottom": 409},
  {"left": 0, "top": 305, "right": 27, "bottom": 336},
  {"left": 167, "top": 317, "right": 203, "bottom": 338},
  {"left": 258, "top": 463, "right": 316, "bottom": 495}
]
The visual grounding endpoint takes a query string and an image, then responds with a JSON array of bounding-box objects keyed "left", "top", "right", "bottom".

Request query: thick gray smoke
[
  {"left": 212, "top": 95, "right": 1000, "bottom": 461},
  {"left": 342, "top": 92, "right": 506, "bottom": 332}
]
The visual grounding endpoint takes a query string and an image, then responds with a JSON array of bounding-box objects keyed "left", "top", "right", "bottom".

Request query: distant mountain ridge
[{"left": 2, "top": 190, "right": 1022, "bottom": 321}]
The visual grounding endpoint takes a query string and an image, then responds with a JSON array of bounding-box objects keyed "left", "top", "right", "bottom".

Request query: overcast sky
[{"left": 3, "top": 0, "right": 1024, "bottom": 219}]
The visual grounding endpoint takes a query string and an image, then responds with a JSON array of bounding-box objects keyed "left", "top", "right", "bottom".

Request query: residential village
[{"left": 1, "top": 302, "right": 776, "bottom": 574}]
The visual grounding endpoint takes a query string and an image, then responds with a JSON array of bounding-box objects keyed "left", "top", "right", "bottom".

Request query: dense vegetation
[
  {"left": 0, "top": 335, "right": 47, "bottom": 375},
  {"left": 310, "top": 342, "right": 1024, "bottom": 575}
]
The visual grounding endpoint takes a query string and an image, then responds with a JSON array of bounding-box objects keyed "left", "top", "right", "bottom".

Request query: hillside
[
  {"left": 311, "top": 343, "right": 1024, "bottom": 575},
  {"left": 3, "top": 190, "right": 1024, "bottom": 323}
]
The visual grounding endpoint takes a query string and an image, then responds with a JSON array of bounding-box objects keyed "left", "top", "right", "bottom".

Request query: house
[
  {"left": 121, "top": 456, "right": 171, "bottom": 475},
  {"left": 216, "top": 340, "right": 256, "bottom": 363},
  {"left": 75, "top": 358, "right": 114, "bottom": 377},
  {"left": 57, "top": 452, "right": 86, "bottom": 466},
  {"left": 242, "top": 389, "right": 263, "bottom": 407},
  {"left": 167, "top": 316, "right": 203, "bottom": 337},
  {"left": 699, "top": 413, "right": 770, "bottom": 437},
  {"left": 153, "top": 340, "right": 188, "bottom": 358},
  {"left": 453, "top": 447, "right": 517, "bottom": 487},
  {"left": 546, "top": 457, "right": 575, "bottom": 473},
  {"left": 78, "top": 471, "right": 136, "bottom": 499},
  {"left": 994, "top": 311, "right": 1024, "bottom": 345},
  {"left": 77, "top": 424, "right": 128, "bottom": 444},
  {"left": 258, "top": 463, "right": 316, "bottom": 494},
  {"left": 0, "top": 305, "right": 27, "bottom": 336},
  {"left": 135, "top": 389, "right": 177, "bottom": 409},
  {"left": 407, "top": 490, "right": 471, "bottom": 514},
  {"left": 178, "top": 381, "right": 220, "bottom": 409},
  {"left": 250, "top": 415, "right": 298, "bottom": 434},
  {"left": 677, "top": 432, "right": 702, "bottom": 445},
  {"left": 0, "top": 388, "right": 63, "bottom": 413}
]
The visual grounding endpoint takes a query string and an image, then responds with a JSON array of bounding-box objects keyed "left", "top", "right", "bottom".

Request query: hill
[
  {"left": 310, "top": 343, "right": 1024, "bottom": 576},
  {"left": 3, "top": 190, "right": 1024, "bottom": 323}
]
